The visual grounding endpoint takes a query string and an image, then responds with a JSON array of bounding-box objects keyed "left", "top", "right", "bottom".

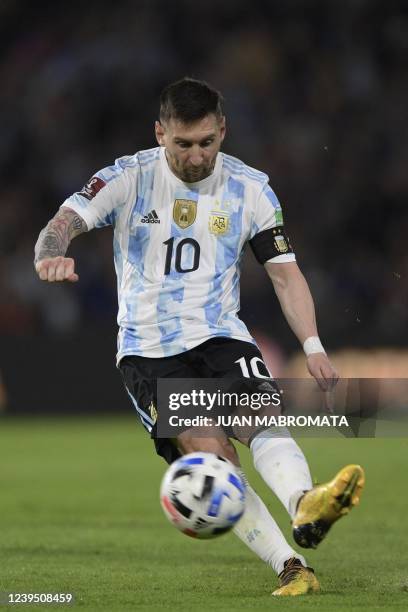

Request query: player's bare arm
[
  {"left": 265, "top": 260, "right": 339, "bottom": 388},
  {"left": 34, "top": 207, "right": 87, "bottom": 282}
]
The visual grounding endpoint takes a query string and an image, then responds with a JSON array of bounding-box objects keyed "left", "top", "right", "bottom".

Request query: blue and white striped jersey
[{"left": 62, "top": 147, "right": 295, "bottom": 361}]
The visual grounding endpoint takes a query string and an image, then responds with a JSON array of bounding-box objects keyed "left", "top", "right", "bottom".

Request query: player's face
[{"left": 155, "top": 114, "right": 226, "bottom": 183}]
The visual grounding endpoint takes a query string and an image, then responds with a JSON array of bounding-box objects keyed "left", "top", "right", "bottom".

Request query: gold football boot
[
  {"left": 293, "top": 464, "right": 365, "bottom": 548},
  {"left": 272, "top": 557, "right": 320, "bottom": 596}
]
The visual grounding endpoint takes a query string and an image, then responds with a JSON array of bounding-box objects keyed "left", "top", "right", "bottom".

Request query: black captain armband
[{"left": 249, "top": 226, "right": 294, "bottom": 264}]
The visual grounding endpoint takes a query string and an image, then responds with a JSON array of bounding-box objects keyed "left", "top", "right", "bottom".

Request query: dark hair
[{"left": 159, "top": 77, "right": 223, "bottom": 124}]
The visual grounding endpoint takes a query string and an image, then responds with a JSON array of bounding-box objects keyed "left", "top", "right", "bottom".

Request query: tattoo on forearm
[{"left": 34, "top": 209, "right": 87, "bottom": 263}]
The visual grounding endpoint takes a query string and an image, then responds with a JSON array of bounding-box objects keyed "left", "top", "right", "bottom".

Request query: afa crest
[
  {"left": 209, "top": 212, "right": 230, "bottom": 236},
  {"left": 272, "top": 227, "right": 291, "bottom": 253},
  {"left": 274, "top": 235, "right": 289, "bottom": 253},
  {"left": 173, "top": 199, "right": 197, "bottom": 229}
]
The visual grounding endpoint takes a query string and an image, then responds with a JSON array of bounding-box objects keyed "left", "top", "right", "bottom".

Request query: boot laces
[{"left": 278, "top": 558, "right": 313, "bottom": 586}]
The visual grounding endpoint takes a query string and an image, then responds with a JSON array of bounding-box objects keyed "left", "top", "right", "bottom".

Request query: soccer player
[{"left": 34, "top": 78, "right": 364, "bottom": 596}]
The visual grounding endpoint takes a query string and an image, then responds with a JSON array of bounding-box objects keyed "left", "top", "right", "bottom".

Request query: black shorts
[{"left": 119, "top": 337, "right": 273, "bottom": 464}]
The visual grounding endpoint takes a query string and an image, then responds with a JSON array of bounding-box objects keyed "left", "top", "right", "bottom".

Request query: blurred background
[{"left": 0, "top": 0, "right": 407, "bottom": 413}]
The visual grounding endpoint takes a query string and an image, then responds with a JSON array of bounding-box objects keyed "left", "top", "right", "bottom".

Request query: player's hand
[
  {"left": 35, "top": 256, "right": 79, "bottom": 283},
  {"left": 306, "top": 353, "right": 339, "bottom": 391}
]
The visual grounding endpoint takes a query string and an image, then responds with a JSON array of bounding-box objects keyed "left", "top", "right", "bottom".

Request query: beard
[
  {"left": 179, "top": 164, "right": 213, "bottom": 182},
  {"left": 167, "top": 152, "right": 216, "bottom": 183}
]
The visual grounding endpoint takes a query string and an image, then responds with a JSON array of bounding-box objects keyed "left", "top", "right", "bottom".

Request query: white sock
[
  {"left": 233, "top": 470, "right": 306, "bottom": 575},
  {"left": 250, "top": 427, "right": 313, "bottom": 518}
]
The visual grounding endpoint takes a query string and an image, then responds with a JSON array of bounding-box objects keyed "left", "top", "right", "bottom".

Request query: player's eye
[
  {"left": 177, "top": 142, "right": 190, "bottom": 149},
  {"left": 201, "top": 140, "right": 214, "bottom": 147}
]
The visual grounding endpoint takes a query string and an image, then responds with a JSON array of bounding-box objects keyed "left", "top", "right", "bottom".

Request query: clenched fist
[{"left": 35, "top": 256, "right": 79, "bottom": 282}]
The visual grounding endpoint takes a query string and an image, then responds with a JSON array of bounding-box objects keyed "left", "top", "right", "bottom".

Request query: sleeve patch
[
  {"left": 249, "top": 226, "right": 294, "bottom": 264},
  {"left": 77, "top": 176, "right": 106, "bottom": 200}
]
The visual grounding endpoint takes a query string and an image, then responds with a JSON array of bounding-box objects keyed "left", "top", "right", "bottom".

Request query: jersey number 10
[{"left": 163, "top": 237, "right": 201, "bottom": 275}]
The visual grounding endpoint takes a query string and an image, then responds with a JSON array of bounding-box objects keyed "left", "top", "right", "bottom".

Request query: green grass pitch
[{"left": 1, "top": 416, "right": 407, "bottom": 611}]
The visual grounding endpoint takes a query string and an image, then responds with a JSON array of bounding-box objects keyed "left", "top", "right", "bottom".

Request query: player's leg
[
  {"left": 120, "top": 348, "right": 317, "bottom": 594},
  {"left": 177, "top": 428, "right": 310, "bottom": 581}
]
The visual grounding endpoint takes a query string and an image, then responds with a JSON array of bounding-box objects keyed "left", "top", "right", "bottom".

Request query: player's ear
[{"left": 155, "top": 120, "right": 165, "bottom": 146}]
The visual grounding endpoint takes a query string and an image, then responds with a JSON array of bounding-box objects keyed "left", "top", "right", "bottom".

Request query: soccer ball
[{"left": 160, "top": 452, "right": 246, "bottom": 539}]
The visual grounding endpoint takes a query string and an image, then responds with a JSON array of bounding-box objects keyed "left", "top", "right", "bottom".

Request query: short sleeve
[
  {"left": 60, "top": 156, "right": 134, "bottom": 230},
  {"left": 249, "top": 181, "right": 296, "bottom": 264}
]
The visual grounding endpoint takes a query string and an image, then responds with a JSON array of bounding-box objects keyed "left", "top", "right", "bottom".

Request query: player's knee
[{"left": 177, "top": 432, "right": 240, "bottom": 467}]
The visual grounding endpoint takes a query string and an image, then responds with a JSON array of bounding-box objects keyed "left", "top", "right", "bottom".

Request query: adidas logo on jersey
[{"left": 141, "top": 210, "right": 160, "bottom": 223}]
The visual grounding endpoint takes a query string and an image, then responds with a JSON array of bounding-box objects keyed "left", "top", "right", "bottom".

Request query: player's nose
[
  {"left": 189, "top": 155, "right": 204, "bottom": 167},
  {"left": 188, "top": 145, "right": 204, "bottom": 166}
]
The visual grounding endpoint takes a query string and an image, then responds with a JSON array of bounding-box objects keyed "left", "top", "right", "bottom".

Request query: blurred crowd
[{"left": 1, "top": 0, "right": 407, "bottom": 351}]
